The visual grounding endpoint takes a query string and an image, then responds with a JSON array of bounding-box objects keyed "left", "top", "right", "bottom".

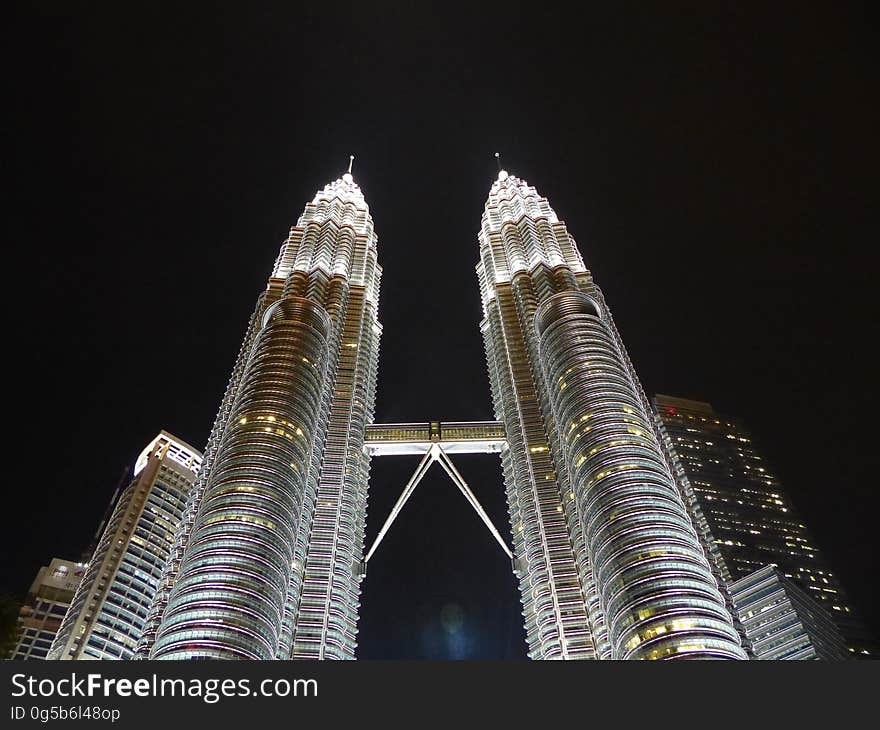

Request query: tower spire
[
  {"left": 494, "top": 152, "right": 508, "bottom": 181},
  {"left": 342, "top": 155, "right": 354, "bottom": 183},
  {"left": 343, "top": 155, "right": 355, "bottom": 183}
]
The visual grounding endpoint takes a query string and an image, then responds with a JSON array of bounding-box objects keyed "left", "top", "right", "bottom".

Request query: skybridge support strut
[
  {"left": 363, "top": 443, "right": 513, "bottom": 568},
  {"left": 364, "top": 448, "right": 433, "bottom": 564},
  {"left": 433, "top": 446, "right": 513, "bottom": 559}
]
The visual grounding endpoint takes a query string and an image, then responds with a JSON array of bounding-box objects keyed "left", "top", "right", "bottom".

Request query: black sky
[{"left": 6, "top": 2, "right": 878, "bottom": 658}]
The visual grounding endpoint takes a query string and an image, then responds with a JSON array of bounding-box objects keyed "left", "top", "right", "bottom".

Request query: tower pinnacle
[
  {"left": 343, "top": 154, "right": 355, "bottom": 183},
  {"left": 494, "top": 152, "right": 508, "bottom": 181}
]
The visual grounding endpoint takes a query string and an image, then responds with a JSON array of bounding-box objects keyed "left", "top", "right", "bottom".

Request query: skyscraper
[
  {"left": 132, "top": 164, "right": 751, "bottom": 662},
  {"left": 140, "top": 166, "right": 381, "bottom": 660},
  {"left": 728, "top": 564, "right": 850, "bottom": 660},
  {"left": 48, "top": 432, "right": 202, "bottom": 660},
  {"left": 653, "top": 394, "right": 874, "bottom": 657},
  {"left": 477, "top": 167, "right": 746, "bottom": 659},
  {"left": 9, "top": 559, "right": 84, "bottom": 660}
]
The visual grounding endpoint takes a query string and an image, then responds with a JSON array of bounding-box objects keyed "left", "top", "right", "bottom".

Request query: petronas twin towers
[{"left": 136, "top": 163, "right": 747, "bottom": 661}]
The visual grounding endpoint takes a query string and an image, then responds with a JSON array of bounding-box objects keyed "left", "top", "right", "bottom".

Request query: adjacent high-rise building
[
  {"left": 48, "top": 432, "right": 202, "bottom": 660},
  {"left": 9, "top": 559, "right": 84, "bottom": 660},
  {"left": 138, "top": 166, "right": 381, "bottom": 660},
  {"left": 653, "top": 394, "right": 874, "bottom": 657},
  {"left": 728, "top": 564, "right": 850, "bottom": 660},
  {"left": 476, "top": 168, "right": 746, "bottom": 659}
]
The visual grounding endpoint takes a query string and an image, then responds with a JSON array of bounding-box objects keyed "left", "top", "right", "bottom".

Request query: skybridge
[
  {"left": 361, "top": 421, "right": 514, "bottom": 573},
  {"left": 364, "top": 420, "right": 507, "bottom": 456}
]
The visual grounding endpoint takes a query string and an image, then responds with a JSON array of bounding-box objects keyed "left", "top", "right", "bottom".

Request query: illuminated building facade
[
  {"left": 128, "top": 165, "right": 756, "bottom": 662},
  {"left": 653, "top": 394, "right": 874, "bottom": 657},
  {"left": 48, "top": 432, "right": 201, "bottom": 660},
  {"left": 9, "top": 559, "right": 84, "bottom": 660},
  {"left": 476, "top": 168, "right": 746, "bottom": 659},
  {"left": 728, "top": 564, "right": 850, "bottom": 660},
  {"left": 139, "top": 165, "right": 381, "bottom": 660}
]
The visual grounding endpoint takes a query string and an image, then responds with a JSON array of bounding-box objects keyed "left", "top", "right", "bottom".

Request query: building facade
[
  {"left": 120, "top": 166, "right": 804, "bottom": 662},
  {"left": 48, "top": 432, "right": 202, "bottom": 660},
  {"left": 653, "top": 394, "right": 874, "bottom": 657},
  {"left": 477, "top": 169, "right": 746, "bottom": 659},
  {"left": 138, "top": 168, "right": 381, "bottom": 660},
  {"left": 729, "top": 564, "right": 850, "bottom": 660},
  {"left": 9, "top": 559, "right": 84, "bottom": 660}
]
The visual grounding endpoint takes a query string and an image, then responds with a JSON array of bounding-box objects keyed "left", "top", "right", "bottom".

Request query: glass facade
[
  {"left": 478, "top": 170, "right": 746, "bottom": 659},
  {"left": 47, "top": 432, "right": 201, "bottom": 660},
  {"left": 729, "top": 564, "right": 850, "bottom": 660},
  {"left": 653, "top": 394, "right": 876, "bottom": 657},
  {"left": 140, "top": 171, "right": 381, "bottom": 660}
]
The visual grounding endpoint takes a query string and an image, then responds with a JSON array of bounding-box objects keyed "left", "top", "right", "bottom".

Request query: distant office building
[
  {"left": 653, "top": 394, "right": 874, "bottom": 657},
  {"left": 729, "top": 565, "right": 850, "bottom": 660},
  {"left": 48, "top": 432, "right": 201, "bottom": 660},
  {"left": 9, "top": 559, "right": 85, "bottom": 660}
]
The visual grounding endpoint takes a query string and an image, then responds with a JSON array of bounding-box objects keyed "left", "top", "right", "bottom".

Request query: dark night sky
[{"left": 6, "top": 2, "right": 878, "bottom": 658}]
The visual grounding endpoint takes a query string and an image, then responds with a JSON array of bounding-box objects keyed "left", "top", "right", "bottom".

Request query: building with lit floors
[
  {"left": 48, "top": 432, "right": 202, "bottom": 660},
  {"left": 653, "top": 394, "right": 875, "bottom": 658},
  {"left": 130, "top": 164, "right": 752, "bottom": 661},
  {"left": 476, "top": 166, "right": 746, "bottom": 659},
  {"left": 138, "top": 164, "right": 382, "bottom": 660},
  {"left": 9, "top": 559, "right": 85, "bottom": 660},
  {"left": 728, "top": 564, "right": 850, "bottom": 660}
]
